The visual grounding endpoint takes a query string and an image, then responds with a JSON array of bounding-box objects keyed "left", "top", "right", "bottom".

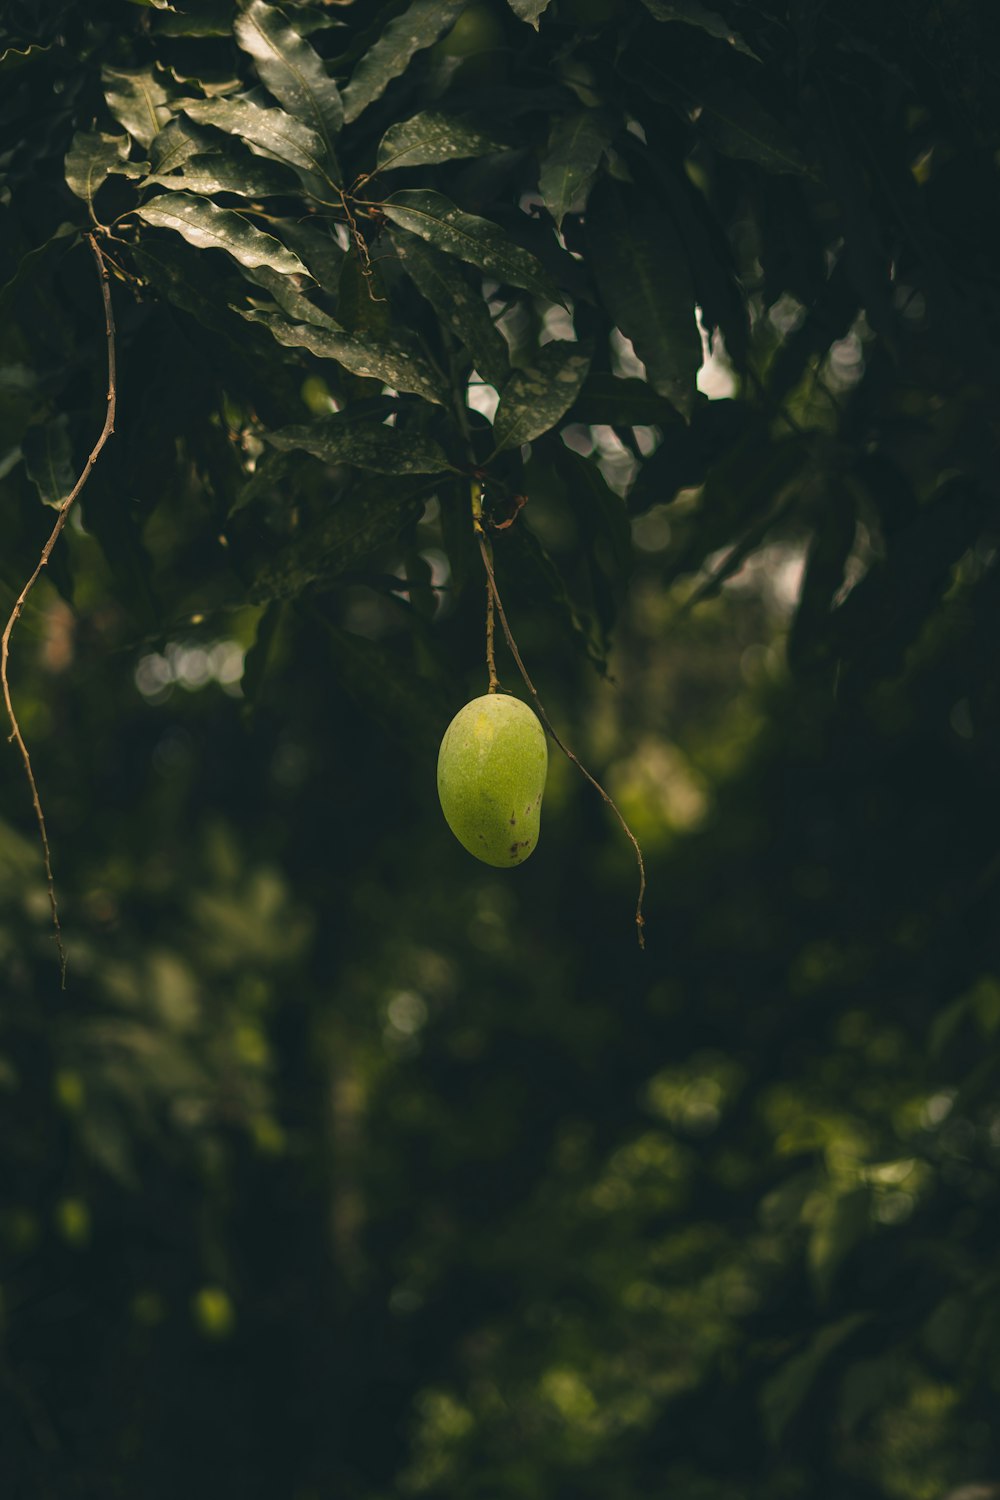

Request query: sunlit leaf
[
  {"left": 390, "top": 230, "right": 509, "bottom": 389},
  {"left": 375, "top": 111, "right": 506, "bottom": 173},
  {"left": 341, "top": 0, "right": 466, "bottom": 124},
  {"left": 244, "top": 309, "right": 447, "bottom": 405},
  {"left": 181, "top": 97, "right": 329, "bottom": 183},
  {"left": 381, "top": 190, "right": 560, "bottom": 303},
  {"left": 506, "top": 0, "right": 552, "bottom": 26},
  {"left": 492, "top": 341, "right": 592, "bottom": 453},
  {"left": 137, "top": 193, "right": 310, "bottom": 277},
  {"left": 234, "top": 0, "right": 343, "bottom": 174},
  {"left": 143, "top": 149, "right": 300, "bottom": 200},
  {"left": 586, "top": 178, "right": 700, "bottom": 418},
  {"left": 266, "top": 414, "right": 454, "bottom": 475},
  {"left": 539, "top": 110, "right": 614, "bottom": 229},
  {"left": 65, "top": 131, "right": 138, "bottom": 211},
  {"left": 102, "top": 64, "right": 173, "bottom": 149}
]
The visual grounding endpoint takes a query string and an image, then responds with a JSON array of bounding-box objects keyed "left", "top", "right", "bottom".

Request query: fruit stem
[{"left": 477, "top": 533, "right": 646, "bottom": 949}]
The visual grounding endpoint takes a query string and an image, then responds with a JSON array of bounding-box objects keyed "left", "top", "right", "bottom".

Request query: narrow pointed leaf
[
  {"left": 539, "top": 109, "right": 614, "bottom": 229},
  {"left": 266, "top": 415, "right": 453, "bottom": 475},
  {"left": 506, "top": 0, "right": 552, "bottom": 28},
  {"left": 586, "top": 178, "right": 700, "bottom": 418},
  {"left": 234, "top": 0, "right": 343, "bottom": 172},
  {"left": 639, "top": 0, "right": 759, "bottom": 60},
  {"left": 341, "top": 0, "right": 466, "bottom": 124},
  {"left": 492, "top": 341, "right": 592, "bottom": 452},
  {"left": 375, "top": 111, "right": 507, "bottom": 173},
  {"left": 22, "top": 417, "right": 75, "bottom": 508},
  {"left": 137, "top": 193, "right": 309, "bottom": 277},
  {"left": 65, "top": 130, "right": 138, "bottom": 209},
  {"left": 102, "top": 64, "right": 173, "bottom": 149},
  {"left": 381, "top": 189, "right": 560, "bottom": 302},
  {"left": 696, "top": 85, "right": 807, "bottom": 175},
  {"left": 391, "top": 230, "right": 509, "bottom": 389},
  {"left": 143, "top": 149, "right": 299, "bottom": 199},
  {"left": 244, "top": 309, "right": 447, "bottom": 405},
  {"left": 569, "top": 372, "right": 684, "bottom": 427},
  {"left": 181, "top": 97, "right": 328, "bottom": 182},
  {"left": 149, "top": 118, "right": 209, "bottom": 173},
  {"left": 0, "top": 224, "right": 78, "bottom": 320},
  {"left": 239, "top": 263, "right": 340, "bottom": 327}
]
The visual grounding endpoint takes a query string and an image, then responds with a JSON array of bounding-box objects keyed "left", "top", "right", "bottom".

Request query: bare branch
[{"left": 0, "top": 232, "right": 117, "bottom": 987}]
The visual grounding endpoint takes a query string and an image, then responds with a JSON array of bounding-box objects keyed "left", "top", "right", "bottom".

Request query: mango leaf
[
  {"left": 390, "top": 230, "right": 509, "bottom": 389},
  {"left": 341, "top": 0, "right": 466, "bottom": 124},
  {"left": 266, "top": 415, "right": 453, "bottom": 475},
  {"left": 143, "top": 149, "right": 300, "bottom": 200},
  {"left": 539, "top": 110, "right": 615, "bottom": 229},
  {"left": 761, "top": 1314, "right": 868, "bottom": 1446},
  {"left": 0, "top": 224, "right": 78, "bottom": 321},
  {"left": 569, "top": 373, "right": 684, "bottom": 428},
  {"left": 65, "top": 131, "right": 137, "bottom": 210},
  {"left": 181, "top": 97, "right": 329, "bottom": 183},
  {"left": 244, "top": 309, "right": 447, "bottom": 405},
  {"left": 586, "top": 178, "right": 700, "bottom": 418},
  {"left": 696, "top": 85, "right": 808, "bottom": 175},
  {"left": 247, "top": 482, "right": 428, "bottom": 602},
  {"left": 234, "top": 0, "right": 343, "bottom": 173},
  {"left": 492, "top": 341, "right": 592, "bottom": 453},
  {"left": 381, "top": 189, "right": 560, "bottom": 302},
  {"left": 639, "top": 0, "right": 759, "bottom": 60},
  {"left": 102, "top": 64, "right": 173, "bottom": 149},
  {"left": 239, "top": 262, "right": 339, "bottom": 327},
  {"left": 375, "top": 111, "right": 507, "bottom": 173},
  {"left": 506, "top": 0, "right": 552, "bottom": 25},
  {"left": 149, "top": 118, "right": 209, "bottom": 174},
  {"left": 319, "top": 618, "right": 450, "bottom": 758},
  {"left": 137, "top": 193, "right": 309, "bottom": 277},
  {"left": 22, "top": 417, "right": 75, "bottom": 509},
  {"left": 276, "top": 219, "right": 345, "bottom": 291}
]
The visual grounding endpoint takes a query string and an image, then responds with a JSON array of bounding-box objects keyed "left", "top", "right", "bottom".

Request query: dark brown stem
[
  {"left": 485, "top": 577, "right": 498, "bottom": 692},
  {"left": 477, "top": 533, "right": 646, "bottom": 948},
  {"left": 0, "top": 232, "right": 117, "bottom": 987}
]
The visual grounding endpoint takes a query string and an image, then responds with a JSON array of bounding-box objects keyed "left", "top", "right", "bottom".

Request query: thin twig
[
  {"left": 485, "top": 577, "right": 498, "bottom": 692},
  {"left": 477, "top": 533, "right": 646, "bottom": 948},
  {"left": 0, "top": 232, "right": 117, "bottom": 987}
]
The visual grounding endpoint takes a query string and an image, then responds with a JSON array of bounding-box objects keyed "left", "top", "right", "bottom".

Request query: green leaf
[
  {"left": 390, "top": 230, "right": 509, "bottom": 389},
  {"left": 375, "top": 111, "right": 507, "bottom": 173},
  {"left": 696, "top": 86, "right": 808, "bottom": 175},
  {"left": 22, "top": 417, "right": 75, "bottom": 509},
  {"left": 639, "top": 0, "right": 760, "bottom": 60},
  {"left": 102, "top": 64, "right": 174, "bottom": 149},
  {"left": 247, "top": 481, "right": 428, "bottom": 602},
  {"left": 143, "top": 149, "right": 300, "bottom": 200},
  {"left": 137, "top": 193, "right": 310, "bottom": 277},
  {"left": 181, "top": 97, "right": 329, "bottom": 183},
  {"left": 761, "top": 1314, "right": 868, "bottom": 1446},
  {"left": 65, "top": 131, "right": 136, "bottom": 211},
  {"left": 0, "top": 42, "right": 51, "bottom": 73},
  {"left": 506, "top": 0, "right": 552, "bottom": 29},
  {"left": 539, "top": 109, "right": 615, "bottom": 230},
  {"left": 239, "top": 262, "right": 339, "bottom": 327},
  {"left": 341, "top": 0, "right": 466, "bottom": 124},
  {"left": 569, "top": 372, "right": 684, "bottom": 427},
  {"left": 586, "top": 178, "right": 700, "bottom": 418},
  {"left": 492, "top": 341, "right": 592, "bottom": 453},
  {"left": 233, "top": 0, "right": 343, "bottom": 175},
  {"left": 0, "top": 224, "right": 79, "bottom": 322},
  {"left": 244, "top": 309, "right": 447, "bottom": 405},
  {"left": 381, "top": 189, "right": 560, "bottom": 303},
  {"left": 149, "top": 118, "right": 208, "bottom": 174},
  {"left": 266, "top": 415, "right": 453, "bottom": 475}
]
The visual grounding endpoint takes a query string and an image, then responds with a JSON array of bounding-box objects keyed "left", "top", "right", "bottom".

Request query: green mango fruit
[{"left": 437, "top": 694, "right": 548, "bottom": 867}]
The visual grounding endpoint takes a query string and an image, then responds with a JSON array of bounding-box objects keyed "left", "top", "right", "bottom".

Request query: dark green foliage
[{"left": 2, "top": 0, "right": 1000, "bottom": 1496}]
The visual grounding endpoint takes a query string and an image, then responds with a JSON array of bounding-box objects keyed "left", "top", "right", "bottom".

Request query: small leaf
[
  {"left": 137, "top": 193, "right": 310, "bottom": 277},
  {"left": 149, "top": 117, "right": 208, "bottom": 174},
  {"left": 381, "top": 189, "right": 559, "bottom": 302},
  {"left": 0, "top": 224, "right": 78, "bottom": 321},
  {"left": 342, "top": 0, "right": 466, "bottom": 124},
  {"left": 586, "top": 178, "right": 701, "bottom": 418},
  {"left": 234, "top": 0, "right": 343, "bottom": 172},
  {"left": 506, "top": 0, "right": 551, "bottom": 26},
  {"left": 244, "top": 309, "right": 447, "bottom": 405},
  {"left": 22, "top": 417, "right": 75, "bottom": 508},
  {"left": 143, "top": 149, "right": 300, "bottom": 200},
  {"left": 266, "top": 415, "right": 453, "bottom": 475},
  {"left": 639, "top": 0, "right": 759, "bottom": 60},
  {"left": 375, "top": 111, "right": 507, "bottom": 173},
  {"left": 569, "top": 373, "right": 684, "bottom": 427},
  {"left": 182, "top": 97, "right": 328, "bottom": 182},
  {"left": 65, "top": 131, "right": 140, "bottom": 211},
  {"left": 102, "top": 64, "right": 173, "bottom": 149},
  {"left": 539, "top": 110, "right": 615, "bottom": 229},
  {"left": 492, "top": 341, "right": 592, "bottom": 453},
  {"left": 391, "top": 230, "right": 509, "bottom": 389},
  {"left": 239, "top": 262, "right": 339, "bottom": 327},
  {"left": 695, "top": 85, "right": 808, "bottom": 175}
]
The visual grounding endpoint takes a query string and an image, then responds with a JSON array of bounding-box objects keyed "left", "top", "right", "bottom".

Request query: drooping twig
[
  {"left": 477, "top": 532, "right": 647, "bottom": 948},
  {"left": 485, "top": 576, "right": 499, "bottom": 693},
  {"left": 0, "top": 232, "right": 117, "bottom": 987}
]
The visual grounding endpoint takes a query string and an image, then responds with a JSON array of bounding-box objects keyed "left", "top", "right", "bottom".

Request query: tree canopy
[{"left": 1, "top": 0, "right": 999, "bottom": 1496}]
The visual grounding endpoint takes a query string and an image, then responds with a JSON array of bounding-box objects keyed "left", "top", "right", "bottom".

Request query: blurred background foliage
[{"left": 1, "top": 0, "right": 1000, "bottom": 1496}]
